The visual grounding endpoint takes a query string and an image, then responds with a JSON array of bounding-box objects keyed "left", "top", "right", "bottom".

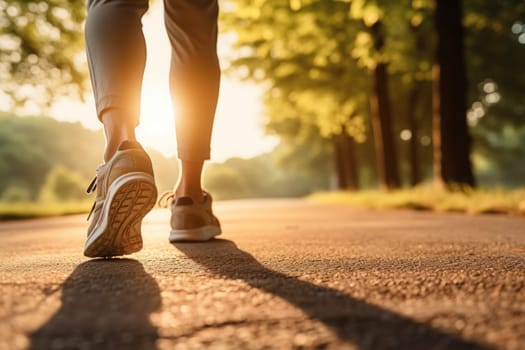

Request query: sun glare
[
  {"left": 136, "top": 87, "right": 177, "bottom": 157},
  {"left": 135, "top": 80, "right": 279, "bottom": 162}
]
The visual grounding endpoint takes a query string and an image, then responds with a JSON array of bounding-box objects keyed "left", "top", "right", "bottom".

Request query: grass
[
  {"left": 309, "top": 186, "right": 525, "bottom": 215},
  {"left": 0, "top": 201, "right": 93, "bottom": 221}
]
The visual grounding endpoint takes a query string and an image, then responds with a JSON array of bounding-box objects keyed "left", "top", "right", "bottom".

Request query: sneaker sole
[
  {"left": 169, "top": 225, "right": 221, "bottom": 242},
  {"left": 84, "top": 172, "right": 157, "bottom": 258}
]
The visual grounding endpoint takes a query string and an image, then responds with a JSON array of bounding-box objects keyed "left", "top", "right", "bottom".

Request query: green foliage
[
  {"left": 0, "top": 114, "right": 104, "bottom": 198},
  {"left": 221, "top": 0, "right": 370, "bottom": 141},
  {"left": 222, "top": 0, "right": 525, "bottom": 188},
  {"left": 1, "top": 185, "right": 30, "bottom": 203},
  {"left": 0, "top": 0, "right": 87, "bottom": 107},
  {"left": 221, "top": 0, "right": 435, "bottom": 141},
  {"left": 463, "top": 1, "right": 525, "bottom": 186},
  {"left": 0, "top": 124, "right": 51, "bottom": 198},
  {"left": 205, "top": 165, "right": 248, "bottom": 199},
  {"left": 39, "top": 166, "right": 86, "bottom": 202},
  {"left": 204, "top": 141, "right": 331, "bottom": 200},
  {"left": 0, "top": 115, "right": 183, "bottom": 205}
]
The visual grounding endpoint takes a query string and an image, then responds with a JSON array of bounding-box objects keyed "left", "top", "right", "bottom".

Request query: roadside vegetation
[
  {"left": 310, "top": 187, "right": 525, "bottom": 215},
  {"left": 0, "top": 202, "right": 92, "bottom": 221}
]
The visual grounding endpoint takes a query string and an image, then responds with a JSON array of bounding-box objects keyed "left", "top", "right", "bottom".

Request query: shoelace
[
  {"left": 157, "top": 191, "right": 175, "bottom": 208},
  {"left": 86, "top": 176, "right": 97, "bottom": 194},
  {"left": 85, "top": 175, "right": 98, "bottom": 221}
]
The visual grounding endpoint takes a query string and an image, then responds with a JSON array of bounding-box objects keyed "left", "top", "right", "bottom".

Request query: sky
[{"left": 50, "top": 1, "right": 278, "bottom": 162}]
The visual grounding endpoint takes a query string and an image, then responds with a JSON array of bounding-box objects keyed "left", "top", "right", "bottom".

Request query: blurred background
[{"left": 0, "top": 0, "right": 524, "bottom": 217}]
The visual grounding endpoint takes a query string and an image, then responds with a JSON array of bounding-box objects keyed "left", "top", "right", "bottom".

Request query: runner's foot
[
  {"left": 84, "top": 141, "right": 157, "bottom": 257},
  {"left": 160, "top": 191, "right": 221, "bottom": 242}
]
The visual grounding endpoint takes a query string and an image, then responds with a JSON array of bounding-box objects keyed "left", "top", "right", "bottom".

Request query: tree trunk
[
  {"left": 407, "top": 85, "right": 421, "bottom": 186},
  {"left": 333, "top": 135, "right": 348, "bottom": 190},
  {"left": 432, "top": 63, "right": 443, "bottom": 188},
  {"left": 370, "top": 22, "right": 400, "bottom": 190},
  {"left": 433, "top": 0, "right": 475, "bottom": 187},
  {"left": 407, "top": 21, "right": 426, "bottom": 187},
  {"left": 342, "top": 133, "right": 359, "bottom": 190},
  {"left": 333, "top": 132, "right": 359, "bottom": 190}
]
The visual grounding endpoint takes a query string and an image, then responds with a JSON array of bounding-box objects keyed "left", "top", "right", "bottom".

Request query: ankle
[
  {"left": 176, "top": 160, "right": 205, "bottom": 202},
  {"left": 101, "top": 110, "right": 137, "bottom": 162},
  {"left": 104, "top": 136, "right": 137, "bottom": 162},
  {"left": 104, "top": 147, "right": 117, "bottom": 163},
  {"left": 175, "top": 187, "right": 205, "bottom": 203}
]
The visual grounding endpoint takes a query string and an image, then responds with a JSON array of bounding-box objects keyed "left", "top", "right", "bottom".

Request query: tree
[
  {"left": 333, "top": 131, "right": 359, "bottom": 190},
  {"left": 262, "top": 86, "right": 366, "bottom": 190},
  {"left": 463, "top": 0, "right": 525, "bottom": 186},
  {"left": 222, "top": 0, "right": 379, "bottom": 189},
  {"left": 432, "top": 0, "right": 475, "bottom": 187},
  {"left": 346, "top": 0, "right": 403, "bottom": 189},
  {"left": 0, "top": 0, "right": 87, "bottom": 109},
  {"left": 402, "top": 3, "right": 434, "bottom": 186},
  {"left": 368, "top": 20, "right": 400, "bottom": 189}
]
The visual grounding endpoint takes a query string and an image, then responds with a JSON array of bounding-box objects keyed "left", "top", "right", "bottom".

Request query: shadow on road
[
  {"left": 29, "top": 259, "right": 160, "bottom": 350},
  {"left": 175, "top": 239, "right": 492, "bottom": 350}
]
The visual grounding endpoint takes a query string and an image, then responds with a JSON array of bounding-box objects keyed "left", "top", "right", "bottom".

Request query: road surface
[{"left": 1, "top": 199, "right": 524, "bottom": 349}]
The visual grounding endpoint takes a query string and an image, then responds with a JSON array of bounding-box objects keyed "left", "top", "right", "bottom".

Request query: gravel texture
[{"left": 1, "top": 199, "right": 524, "bottom": 350}]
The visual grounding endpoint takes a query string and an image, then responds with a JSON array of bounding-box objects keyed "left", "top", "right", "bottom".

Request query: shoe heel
[{"left": 84, "top": 176, "right": 157, "bottom": 257}]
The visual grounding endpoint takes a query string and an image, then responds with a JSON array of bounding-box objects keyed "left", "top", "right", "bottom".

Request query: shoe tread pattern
[{"left": 85, "top": 179, "right": 157, "bottom": 257}]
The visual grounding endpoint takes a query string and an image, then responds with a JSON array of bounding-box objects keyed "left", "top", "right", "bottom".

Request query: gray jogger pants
[{"left": 85, "top": 0, "right": 220, "bottom": 160}]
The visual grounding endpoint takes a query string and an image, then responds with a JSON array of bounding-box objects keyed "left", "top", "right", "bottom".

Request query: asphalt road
[{"left": 0, "top": 199, "right": 524, "bottom": 350}]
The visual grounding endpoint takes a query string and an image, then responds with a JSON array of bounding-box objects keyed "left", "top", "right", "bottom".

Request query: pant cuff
[{"left": 96, "top": 94, "right": 140, "bottom": 126}]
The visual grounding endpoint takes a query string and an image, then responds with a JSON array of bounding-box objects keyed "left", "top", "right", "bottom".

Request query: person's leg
[
  {"left": 164, "top": 0, "right": 221, "bottom": 203},
  {"left": 176, "top": 160, "right": 205, "bottom": 202},
  {"left": 83, "top": 0, "right": 157, "bottom": 257},
  {"left": 85, "top": 0, "right": 148, "bottom": 162},
  {"left": 101, "top": 111, "right": 136, "bottom": 162}
]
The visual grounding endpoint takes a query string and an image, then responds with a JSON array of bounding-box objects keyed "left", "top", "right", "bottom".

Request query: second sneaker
[{"left": 168, "top": 192, "right": 221, "bottom": 242}]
